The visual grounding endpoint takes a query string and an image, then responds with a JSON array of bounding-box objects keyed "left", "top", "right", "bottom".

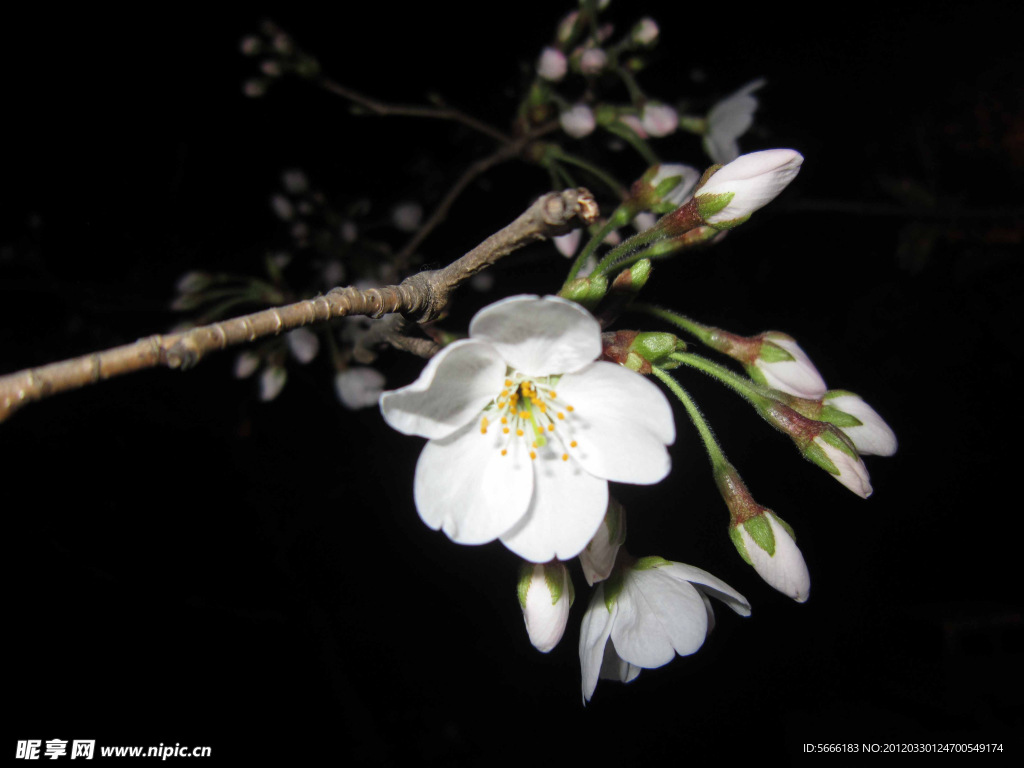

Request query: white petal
[
  {"left": 500, "top": 449, "right": 608, "bottom": 561},
  {"left": 259, "top": 366, "right": 287, "bottom": 401},
  {"left": 702, "top": 134, "right": 740, "bottom": 166},
  {"left": 413, "top": 420, "right": 533, "bottom": 545},
  {"left": 739, "top": 514, "right": 810, "bottom": 602},
  {"left": 651, "top": 163, "right": 701, "bottom": 206},
  {"left": 554, "top": 361, "right": 675, "bottom": 484},
  {"left": 379, "top": 340, "right": 506, "bottom": 440},
  {"left": 599, "top": 637, "right": 642, "bottom": 683},
  {"left": 632, "top": 212, "right": 658, "bottom": 232},
  {"left": 579, "top": 587, "right": 616, "bottom": 703},
  {"left": 334, "top": 367, "right": 385, "bottom": 410},
  {"left": 826, "top": 394, "right": 897, "bottom": 456},
  {"left": 611, "top": 567, "right": 708, "bottom": 668},
  {"left": 469, "top": 295, "right": 602, "bottom": 376},
  {"left": 287, "top": 327, "right": 320, "bottom": 364},
  {"left": 553, "top": 229, "right": 581, "bottom": 258},
  {"left": 579, "top": 498, "right": 626, "bottom": 586},
  {"left": 659, "top": 562, "right": 752, "bottom": 617},
  {"left": 699, "top": 150, "right": 803, "bottom": 224},
  {"left": 705, "top": 79, "right": 765, "bottom": 164},
  {"left": 817, "top": 438, "right": 873, "bottom": 498}
]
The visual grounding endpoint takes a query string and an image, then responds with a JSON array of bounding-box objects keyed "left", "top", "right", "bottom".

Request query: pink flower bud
[
  {"left": 537, "top": 47, "right": 567, "bottom": 82},
  {"left": 641, "top": 103, "right": 679, "bottom": 138},
  {"left": 560, "top": 104, "right": 596, "bottom": 138}
]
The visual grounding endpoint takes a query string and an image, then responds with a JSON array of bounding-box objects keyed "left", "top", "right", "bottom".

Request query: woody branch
[{"left": 0, "top": 187, "right": 598, "bottom": 424}]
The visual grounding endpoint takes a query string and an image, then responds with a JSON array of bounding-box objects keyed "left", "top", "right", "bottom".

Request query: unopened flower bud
[
  {"left": 234, "top": 351, "right": 260, "bottom": 380},
  {"left": 554, "top": 229, "right": 581, "bottom": 258},
  {"left": 641, "top": 103, "right": 678, "bottom": 138},
  {"left": 633, "top": 212, "right": 657, "bottom": 232},
  {"left": 260, "top": 60, "right": 282, "bottom": 77},
  {"left": 647, "top": 163, "right": 701, "bottom": 208},
  {"left": 340, "top": 220, "right": 358, "bottom": 243},
  {"left": 557, "top": 11, "right": 580, "bottom": 44},
  {"left": 517, "top": 561, "right": 573, "bottom": 653},
  {"left": 632, "top": 17, "right": 659, "bottom": 46},
  {"left": 281, "top": 169, "right": 308, "bottom": 194},
  {"left": 560, "top": 104, "right": 596, "bottom": 138},
  {"left": 820, "top": 391, "right": 897, "bottom": 457},
  {"left": 259, "top": 366, "right": 287, "bottom": 402},
  {"left": 580, "top": 498, "right": 626, "bottom": 585},
  {"left": 391, "top": 202, "right": 422, "bottom": 232},
  {"left": 335, "top": 367, "right": 385, "bottom": 409},
  {"left": 610, "top": 258, "right": 652, "bottom": 293},
  {"left": 746, "top": 332, "right": 827, "bottom": 399},
  {"left": 617, "top": 114, "right": 648, "bottom": 139},
  {"left": 243, "top": 79, "right": 267, "bottom": 98},
  {"left": 175, "top": 271, "right": 210, "bottom": 294},
  {"left": 239, "top": 36, "right": 262, "bottom": 56},
  {"left": 537, "top": 47, "right": 568, "bottom": 81},
  {"left": 695, "top": 149, "right": 803, "bottom": 228},
  {"left": 286, "top": 327, "right": 319, "bottom": 364},
  {"left": 559, "top": 274, "right": 608, "bottom": 309},
  {"left": 580, "top": 48, "right": 608, "bottom": 75},
  {"left": 270, "top": 194, "right": 294, "bottom": 221},
  {"left": 804, "top": 430, "right": 873, "bottom": 498}
]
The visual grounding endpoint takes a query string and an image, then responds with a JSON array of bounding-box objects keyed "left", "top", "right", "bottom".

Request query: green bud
[
  {"left": 802, "top": 440, "right": 840, "bottom": 475},
  {"left": 624, "top": 352, "right": 646, "bottom": 372},
  {"left": 628, "top": 332, "right": 681, "bottom": 365},
  {"left": 559, "top": 274, "right": 608, "bottom": 309}
]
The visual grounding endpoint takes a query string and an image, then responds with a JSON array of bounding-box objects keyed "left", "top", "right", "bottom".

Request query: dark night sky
[{"left": 4, "top": 2, "right": 1021, "bottom": 763}]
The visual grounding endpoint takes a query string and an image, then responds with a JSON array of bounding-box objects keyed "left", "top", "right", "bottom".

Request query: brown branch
[
  {"left": 320, "top": 78, "right": 512, "bottom": 145},
  {"left": 0, "top": 187, "right": 598, "bottom": 424}
]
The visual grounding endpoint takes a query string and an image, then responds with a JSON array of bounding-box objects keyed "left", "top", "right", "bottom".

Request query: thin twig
[
  {"left": 0, "top": 188, "right": 598, "bottom": 424},
  {"left": 320, "top": 78, "right": 512, "bottom": 145}
]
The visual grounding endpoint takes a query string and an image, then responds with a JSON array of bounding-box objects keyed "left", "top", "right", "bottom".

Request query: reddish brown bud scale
[{"left": 600, "top": 330, "right": 638, "bottom": 365}]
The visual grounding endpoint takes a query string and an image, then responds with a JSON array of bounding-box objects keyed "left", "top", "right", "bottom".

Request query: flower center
[{"left": 479, "top": 373, "right": 579, "bottom": 461}]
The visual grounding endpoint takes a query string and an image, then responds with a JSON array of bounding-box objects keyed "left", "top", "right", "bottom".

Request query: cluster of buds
[{"left": 240, "top": 20, "right": 320, "bottom": 98}]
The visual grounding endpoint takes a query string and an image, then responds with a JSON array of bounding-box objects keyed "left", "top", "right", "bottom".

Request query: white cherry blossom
[
  {"left": 380, "top": 295, "right": 675, "bottom": 562},
  {"left": 579, "top": 556, "right": 750, "bottom": 702}
]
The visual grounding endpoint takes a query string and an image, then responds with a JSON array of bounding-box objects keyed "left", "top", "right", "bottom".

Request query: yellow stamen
[
  {"left": 557, "top": 412, "right": 564, "bottom": 420},
  {"left": 505, "top": 379, "right": 513, "bottom": 387},
  {"left": 529, "top": 451, "right": 537, "bottom": 460},
  {"left": 566, "top": 405, "right": 574, "bottom": 412},
  {"left": 549, "top": 391, "right": 557, "bottom": 398},
  {"left": 516, "top": 429, "right": 524, "bottom": 437},
  {"left": 503, "top": 427, "right": 509, "bottom": 434},
  {"left": 547, "top": 424, "right": 554, "bottom": 432},
  {"left": 570, "top": 440, "right": 578, "bottom": 448},
  {"left": 501, "top": 449, "right": 507, "bottom": 456},
  {"left": 500, "top": 389, "right": 509, "bottom": 398},
  {"left": 500, "top": 417, "right": 507, "bottom": 425},
  {"left": 480, "top": 416, "right": 489, "bottom": 434},
  {"left": 562, "top": 453, "right": 568, "bottom": 461},
  {"left": 538, "top": 403, "right": 547, "bottom": 413},
  {"left": 532, "top": 441, "right": 538, "bottom": 448}
]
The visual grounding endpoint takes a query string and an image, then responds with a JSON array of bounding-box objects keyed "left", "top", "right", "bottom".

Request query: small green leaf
[
  {"left": 516, "top": 562, "right": 535, "bottom": 611},
  {"left": 819, "top": 429, "right": 858, "bottom": 458},
  {"left": 542, "top": 563, "right": 564, "bottom": 605},
  {"left": 770, "top": 512, "right": 797, "bottom": 542},
  {"left": 696, "top": 191, "right": 735, "bottom": 220}
]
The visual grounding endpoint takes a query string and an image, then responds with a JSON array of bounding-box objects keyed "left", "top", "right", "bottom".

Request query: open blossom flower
[
  {"left": 518, "top": 561, "right": 573, "bottom": 653},
  {"left": 695, "top": 149, "right": 803, "bottom": 228},
  {"left": 746, "top": 332, "right": 827, "bottom": 399},
  {"left": 703, "top": 79, "right": 766, "bottom": 164},
  {"left": 379, "top": 296, "right": 675, "bottom": 562},
  {"left": 821, "top": 391, "right": 897, "bottom": 456},
  {"left": 580, "top": 556, "right": 750, "bottom": 702}
]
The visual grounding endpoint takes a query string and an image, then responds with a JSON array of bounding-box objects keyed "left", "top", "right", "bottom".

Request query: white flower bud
[
  {"left": 731, "top": 512, "right": 810, "bottom": 602},
  {"left": 286, "top": 327, "right": 319, "bottom": 364},
  {"left": 553, "top": 229, "right": 581, "bottom": 258},
  {"left": 233, "top": 351, "right": 260, "bottom": 380},
  {"left": 281, "top": 169, "right": 308, "bottom": 194},
  {"left": 695, "top": 149, "right": 803, "bottom": 227},
  {"left": 270, "top": 194, "right": 294, "bottom": 221},
  {"left": 239, "top": 36, "right": 262, "bottom": 56},
  {"left": 261, "top": 60, "right": 282, "bottom": 77},
  {"left": 748, "top": 332, "right": 827, "bottom": 399},
  {"left": 811, "top": 434, "right": 873, "bottom": 498},
  {"left": 580, "top": 48, "right": 608, "bottom": 75},
  {"left": 557, "top": 11, "right": 579, "bottom": 44},
  {"left": 335, "top": 367, "right": 385, "bottom": 410},
  {"left": 822, "top": 392, "right": 897, "bottom": 457},
  {"left": 641, "top": 103, "right": 678, "bottom": 138},
  {"left": 259, "top": 366, "right": 287, "bottom": 402},
  {"left": 632, "top": 17, "right": 659, "bottom": 46},
  {"left": 560, "top": 104, "right": 596, "bottom": 138},
  {"left": 579, "top": 498, "right": 626, "bottom": 586},
  {"left": 518, "top": 561, "right": 573, "bottom": 653},
  {"left": 537, "top": 47, "right": 567, "bottom": 81},
  {"left": 650, "top": 163, "right": 701, "bottom": 206},
  {"left": 391, "top": 202, "right": 422, "bottom": 232},
  {"left": 617, "top": 114, "right": 647, "bottom": 139}
]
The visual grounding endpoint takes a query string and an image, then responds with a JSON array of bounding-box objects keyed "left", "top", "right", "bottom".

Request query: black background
[{"left": 4, "top": 1, "right": 1021, "bottom": 764}]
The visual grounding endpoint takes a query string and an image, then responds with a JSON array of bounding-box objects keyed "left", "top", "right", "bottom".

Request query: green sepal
[
  {"left": 694, "top": 164, "right": 723, "bottom": 192},
  {"left": 758, "top": 341, "right": 796, "bottom": 363},
  {"left": 707, "top": 213, "right": 750, "bottom": 230},
  {"left": 633, "top": 555, "right": 672, "bottom": 571},
  {"left": 819, "top": 428, "right": 858, "bottom": 458},
  {"left": 728, "top": 524, "right": 753, "bottom": 565},
  {"left": 558, "top": 274, "right": 608, "bottom": 309},
  {"left": 603, "top": 565, "right": 625, "bottom": 612},
  {"left": 594, "top": 103, "right": 619, "bottom": 126},
  {"left": 744, "top": 364, "right": 769, "bottom": 387},
  {"left": 605, "top": 498, "right": 625, "bottom": 547},
  {"left": 818, "top": 405, "right": 863, "bottom": 428},
  {"left": 803, "top": 440, "right": 840, "bottom": 475},
  {"left": 823, "top": 389, "right": 858, "bottom": 400},
  {"left": 653, "top": 174, "right": 683, "bottom": 200},
  {"left": 542, "top": 563, "right": 564, "bottom": 606},
  {"left": 629, "top": 332, "right": 680, "bottom": 365},
  {"left": 650, "top": 201, "right": 677, "bottom": 214},
  {"left": 628, "top": 258, "right": 652, "bottom": 289},
  {"left": 516, "top": 562, "right": 535, "bottom": 610},
  {"left": 696, "top": 191, "right": 735, "bottom": 221},
  {"left": 742, "top": 515, "right": 776, "bottom": 556},
  {"left": 771, "top": 512, "right": 797, "bottom": 542}
]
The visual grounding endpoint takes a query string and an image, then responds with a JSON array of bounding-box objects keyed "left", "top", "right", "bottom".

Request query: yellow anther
[
  {"left": 538, "top": 403, "right": 547, "bottom": 413},
  {"left": 500, "top": 417, "right": 507, "bottom": 424},
  {"left": 497, "top": 400, "right": 506, "bottom": 408},
  {"left": 561, "top": 453, "right": 568, "bottom": 461},
  {"left": 503, "top": 427, "right": 509, "bottom": 434},
  {"left": 547, "top": 424, "right": 554, "bottom": 432},
  {"left": 570, "top": 440, "right": 578, "bottom": 448},
  {"left": 529, "top": 451, "right": 537, "bottom": 460},
  {"left": 480, "top": 427, "right": 487, "bottom": 434},
  {"left": 549, "top": 391, "right": 557, "bottom": 398},
  {"left": 516, "top": 429, "right": 524, "bottom": 437},
  {"left": 481, "top": 416, "right": 489, "bottom": 427},
  {"left": 566, "top": 405, "right": 575, "bottom": 412},
  {"left": 500, "top": 389, "right": 509, "bottom": 398},
  {"left": 501, "top": 449, "right": 507, "bottom": 456},
  {"left": 557, "top": 412, "right": 564, "bottom": 420},
  {"left": 532, "top": 441, "right": 538, "bottom": 448},
  {"left": 505, "top": 379, "right": 512, "bottom": 387}
]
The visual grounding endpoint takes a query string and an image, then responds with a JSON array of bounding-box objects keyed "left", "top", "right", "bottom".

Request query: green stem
[
  {"left": 547, "top": 147, "right": 626, "bottom": 199},
  {"left": 566, "top": 217, "right": 618, "bottom": 281},
  {"left": 630, "top": 304, "right": 716, "bottom": 346},
  {"left": 588, "top": 227, "right": 665, "bottom": 278},
  {"left": 651, "top": 367, "right": 727, "bottom": 468},
  {"left": 668, "top": 352, "right": 775, "bottom": 409},
  {"left": 613, "top": 67, "right": 646, "bottom": 106},
  {"left": 602, "top": 121, "right": 659, "bottom": 166}
]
